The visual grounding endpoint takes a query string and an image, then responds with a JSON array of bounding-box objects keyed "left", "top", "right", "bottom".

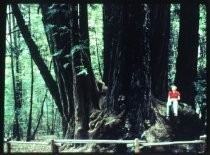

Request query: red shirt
[{"left": 168, "top": 91, "right": 180, "bottom": 99}]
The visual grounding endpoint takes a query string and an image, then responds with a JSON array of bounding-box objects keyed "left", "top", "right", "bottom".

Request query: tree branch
[{"left": 11, "top": 4, "right": 64, "bottom": 117}]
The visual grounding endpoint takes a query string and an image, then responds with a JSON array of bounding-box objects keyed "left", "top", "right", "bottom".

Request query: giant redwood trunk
[
  {"left": 103, "top": 4, "right": 153, "bottom": 139},
  {"left": 174, "top": 3, "right": 199, "bottom": 109},
  {"left": 150, "top": 4, "right": 170, "bottom": 101}
]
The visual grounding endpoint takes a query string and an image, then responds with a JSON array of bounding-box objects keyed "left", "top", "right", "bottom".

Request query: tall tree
[
  {"left": 8, "top": 6, "right": 23, "bottom": 141},
  {"left": 174, "top": 3, "right": 199, "bottom": 109},
  {"left": 103, "top": 4, "right": 153, "bottom": 139},
  {"left": 26, "top": 5, "right": 33, "bottom": 141},
  {"left": 150, "top": 4, "right": 170, "bottom": 101},
  {"left": 0, "top": 4, "right": 6, "bottom": 154}
]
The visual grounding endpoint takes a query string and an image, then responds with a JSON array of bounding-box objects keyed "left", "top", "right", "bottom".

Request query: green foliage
[
  {"left": 71, "top": 44, "right": 88, "bottom": 56},
  {"left": 76, "top": 66, "right": 88, "bottom": 76},
  {"left": 52, "top": 49, "right": 63, "bottom": 57},
  {"left": 168, "top": 4, "right": 180, "bottom": 86},
  {"left": 4, "top": 3, "right": 104, "bottom": 139},
  {"left": 194, "top": 4, "right": 207, "bottom": 116},
  {"left": 88, "top": 4, "right": 104, "bottom": 80},
  {"left": 199, "top": 4, "right": 206, "bottom": 37},
  {"left": 45, "top": 24, "right": 56, "bottom": 33},
  {"left": 46, "top": 7, "right": 59, "bottom": 19},
  {"left": 63, "top": 63, "right": 70, "bottom": 69},
  {"left": 5, "top": 4, "right": 62, "bottom": 139}
]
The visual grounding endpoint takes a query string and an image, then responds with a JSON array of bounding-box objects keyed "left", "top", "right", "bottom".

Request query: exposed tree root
[
  {"left": 61, "top": 98, "right": 204, "bottom": 153},
  {"left": 141, "top": 98, "right": 204, "bottom": 152}
]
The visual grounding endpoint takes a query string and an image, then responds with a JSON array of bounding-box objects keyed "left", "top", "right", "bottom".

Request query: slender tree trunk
[
  {"left": 46, "top": 102, "right": 50, "bottom": 134},
  {"left": 51, "top": 101, "right": 55, "bottom": 134},
  {"left": 174, "top": 3, "right": 199, "bottom": 109},
  {"left": 9, "top": 6, "right": 19, "bottom": 141},
  {"left": 10, "top": 7, "right": 22, "bottom": 140},
  {"left": 94, "top": 29, "right": 103, "bottom": 79},
  {"left": 0, "top": 4, "right": 6, "bottom": 154},
  {"left": 31, "top": 90, "right": 48, "bottom": 139},
  {"left": 26, "top": 5, "right": 33, "bottom": 141},
  {"left": 26, "top": 57, "right": 33, "bottom": 141}
]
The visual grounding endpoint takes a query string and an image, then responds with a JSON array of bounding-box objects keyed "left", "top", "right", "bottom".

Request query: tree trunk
[
  {"left": 103, "top": 4, "right": 119, "bottom": 85},
  {"left": 103, "top": 3, "right": 153, "bottom": 139},
  {"left": 40, "top": 4, "right": 100, "bottom": 139},
  {"left": 70, "top": 4, "right": 92, "bottom": 139},
  {"left": 150, "top": 4, "right": 170, "bottom": 101},
  {"left": 40, "top": 4, "right": 74, "bottom": 137},
  {"left": 26, "top": 57, "right": 33, "bottom": 141},
  {"left": 31, "top": 90, "right": 47, "bottom": 139},
  {"left": 26, "top": 5, "right": 33, "bottom": 141},
  {"left": 10, "top": 7, "right": 22, "bottom": 140},
  {"left": 11, "top": 4, "right": 64, "bottom": 121},
  {"left": 79, "top": 3, "right": 100, "bottom": 111},
  {"left": 174, "top": 3, "right": 199, "bottom": 109},
  {"left": 0, "top": 4, "right": 6, "bottom": 154}
]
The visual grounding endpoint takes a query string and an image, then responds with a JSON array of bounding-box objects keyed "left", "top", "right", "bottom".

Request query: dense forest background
[{"left": 3, "top": 3, "right": 207, "bottom": 153}]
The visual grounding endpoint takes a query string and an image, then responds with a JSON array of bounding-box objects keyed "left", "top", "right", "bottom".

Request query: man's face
[{"left": 171, "top": 86, "right": 177, "bottom": 91}]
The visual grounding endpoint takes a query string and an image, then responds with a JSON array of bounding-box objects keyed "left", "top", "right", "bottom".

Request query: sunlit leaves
[
  {"left": 45, "top": 24, "right": 56, "bottom": 33},
  {"left": 52, "top": 49, "right": 63, "bottom": 57}
]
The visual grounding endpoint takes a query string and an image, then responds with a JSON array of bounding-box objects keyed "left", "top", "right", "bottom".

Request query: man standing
[{"left": 166, "top": 85, "right": 181, "bottom": 118}]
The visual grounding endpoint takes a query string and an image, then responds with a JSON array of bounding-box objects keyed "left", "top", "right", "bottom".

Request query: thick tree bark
[
  {"left": 103, "top": 4, "right": 120, "bottom": 85},
  {"left": 174, "top": 3, "right": 199, "bottom": 109},
  {"left": 150, "top": 4, "right": 170, "bottom": 101},
  {"left": 103, "top": 4, "right": 153, "bottom": 139}
]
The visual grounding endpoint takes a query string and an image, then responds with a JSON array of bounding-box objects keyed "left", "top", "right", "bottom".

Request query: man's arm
[
  {"left": 167, "top": 93, "right": 170, "bottom": 101},
  {"left": 167, "top": 92, "right": 170, "bottom": 101}
]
